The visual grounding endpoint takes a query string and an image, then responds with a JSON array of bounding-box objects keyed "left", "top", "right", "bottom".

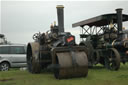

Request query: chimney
[
  {"left": 116, "top": 8, "right": 123, "bottom": 34},
  {"left": 56, "top": 5, "right": 64, "bottom": 32}
]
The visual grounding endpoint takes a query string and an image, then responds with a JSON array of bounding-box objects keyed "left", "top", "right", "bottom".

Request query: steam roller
[{"left": 26, "top": 5, "right": 88, "bottom": 79}]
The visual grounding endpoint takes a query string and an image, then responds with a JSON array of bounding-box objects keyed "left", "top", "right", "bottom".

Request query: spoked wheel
[
  {"left": 105, "top": 48, "right": 120, "bottom": 71},
  {"left": 27, "top": 43, "right": 42, "bottom": 73},
  {"left": 0, "top": 62, "right": 10, "bottom": 71}
]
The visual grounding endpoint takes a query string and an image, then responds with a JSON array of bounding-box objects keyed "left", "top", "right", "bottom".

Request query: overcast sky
[{"left": 1, "top": 1, "right": 128, "bottom": 44}]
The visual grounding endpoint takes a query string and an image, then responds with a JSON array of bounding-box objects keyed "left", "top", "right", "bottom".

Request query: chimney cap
[
  {"left": 56, "top": 5, "right": 64, "bottom": 8},
  {"left": 116, "top": 8, "right": 123, "bottom": 11}
]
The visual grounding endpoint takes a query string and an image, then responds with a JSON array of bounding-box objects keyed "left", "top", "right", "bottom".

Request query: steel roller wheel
[
  {"left": 27, "top": 43, "right": 42, "bottom": 73},
  {"left": 0, "top": 62, "right": 10, "bottom": 71},
  {"left": 105, "top": 48, "right": 120, "bottom": 71},
  {"left": 54, "top": 50, "right": 88, "bottom": 79}
]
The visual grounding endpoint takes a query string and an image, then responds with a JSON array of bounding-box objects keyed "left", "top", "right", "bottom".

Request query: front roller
[{"left": 51, "top": 46, "right": 88, "bottom": 79}]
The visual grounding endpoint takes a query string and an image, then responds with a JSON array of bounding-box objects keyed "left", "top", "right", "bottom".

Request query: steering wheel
[{"left": 33, "top": 33, "right": 40, "bottom": 40}]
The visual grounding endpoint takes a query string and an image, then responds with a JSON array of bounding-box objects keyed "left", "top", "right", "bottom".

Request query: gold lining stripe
[
  {"left": 112, "top": 39, "right": 116, "bottom": 47},
  {"left": 56, "top": 5, "right": 64, "bottom": 8}
]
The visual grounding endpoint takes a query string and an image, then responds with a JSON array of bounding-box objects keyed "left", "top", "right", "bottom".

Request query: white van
[{"left": 0, "top": 44, "right": 26, "bottom": 71}]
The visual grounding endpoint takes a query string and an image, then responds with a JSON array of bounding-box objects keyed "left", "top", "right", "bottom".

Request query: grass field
[{"left": 0, "top": 63, "right": 128, "bottom": 85}]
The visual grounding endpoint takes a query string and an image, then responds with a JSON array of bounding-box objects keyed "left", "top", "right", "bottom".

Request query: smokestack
[
  {"left": 56, "top": 5, "right": 64, "bottom": 32},
  {"left": 116, "top": 8, "right": 123, "bottom": 34}
]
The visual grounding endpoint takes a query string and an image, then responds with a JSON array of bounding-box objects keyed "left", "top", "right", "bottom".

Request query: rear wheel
[
  {"left": 80, "top": 41, "right": 94, "bottom": 67},
  {"left": 27, "top": 43, "right": 42, "bottom": 73},
  {"left": 0, "top": 62, "right": 10, "bottom": 71},
  {"left": 105, "top": 48, "right": 120, "bottom": 71},
  {"left": 92, "top": 50, "right": 100, "bottom": 65}
]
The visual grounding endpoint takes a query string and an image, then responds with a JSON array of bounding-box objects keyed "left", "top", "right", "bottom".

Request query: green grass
[{"left": 0, "top": 63, "right": 128, "bottom": 85}]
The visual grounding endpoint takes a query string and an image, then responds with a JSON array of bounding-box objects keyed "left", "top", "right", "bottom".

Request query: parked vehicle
[{"left": 0, "top": 44, "right": 26, "bottom": 71}]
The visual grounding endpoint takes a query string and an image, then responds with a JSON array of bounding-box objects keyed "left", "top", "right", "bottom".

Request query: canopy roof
[{"left": 72, "top": 13, "right": 128, "bottom": 27}]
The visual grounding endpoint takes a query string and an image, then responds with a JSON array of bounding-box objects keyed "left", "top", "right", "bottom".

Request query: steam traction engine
[
  {"left": 72, "top": 8, "right": 128, "bottom": 70},
  {"left": 27, "top": 5, "right": 88, "bottom": 79}
]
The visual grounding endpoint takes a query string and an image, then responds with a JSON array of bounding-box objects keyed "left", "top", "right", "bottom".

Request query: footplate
[{"left": 51, "top": 46, "right": 88, "bottom": 79}]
